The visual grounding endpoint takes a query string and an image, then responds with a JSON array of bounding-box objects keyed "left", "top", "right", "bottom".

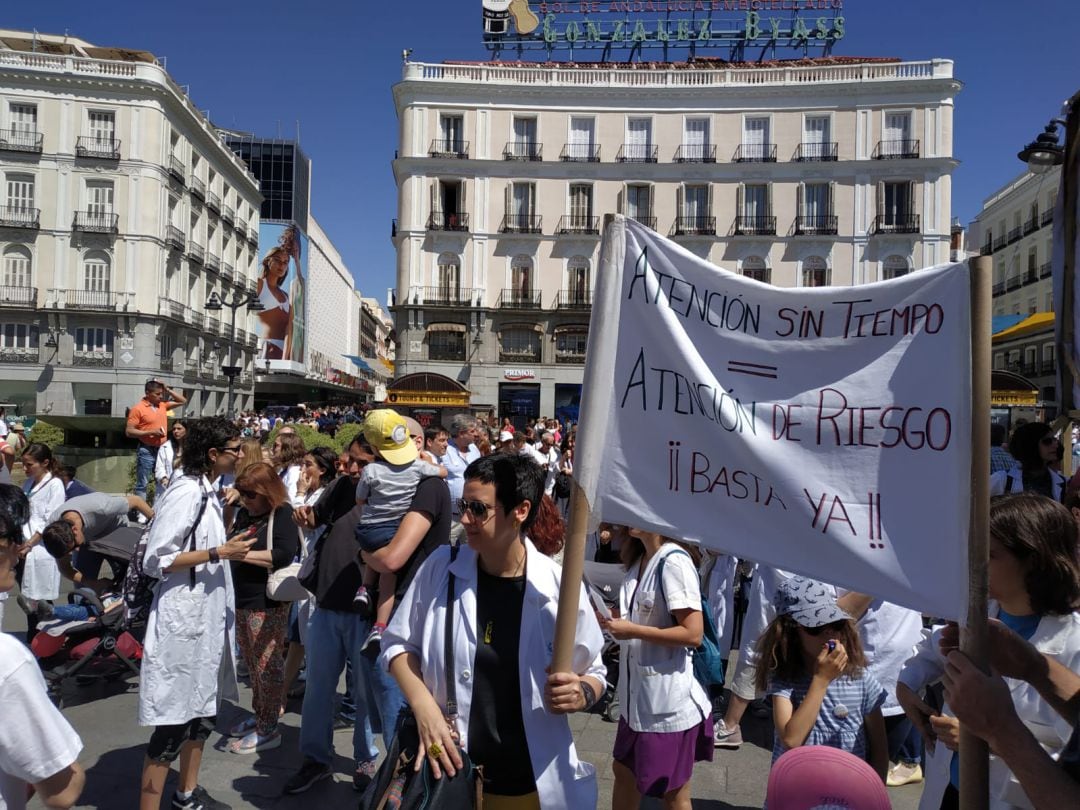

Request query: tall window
[
  {"left": 2, "top": 246, "right": 31, "bottom": 287},
  {"left": 625, "top": 184, "right": 652, "bottom": 225},
  {"left": 883, "top": 255, "right": 909, "bottom": 280},
  {"left": 88, "top": 111, "right": 116, "bottom": 143},
  {"left": 428, "top": 329, "right": 465, "bottom": 362},
  {"left": 6, "top": 174, "right": 34, "bottom": 210},
  {"left": 511, "top": 117, "right": 538, "bottom": 159},
  {"left": 0, "top": 322, "right": 38, "bottom": 349},
  {"left": 567, "top": 117, "right": 595, "bottom": 160},
  {"left": 431, "top": 179, "right": 465, "bottom": 229},
  {"left": 567, "top": 257, "right": 589, "bottom": 303},
  {"left": 436, "top": 253, "right": 460, "bottom": 301},
  {"left": 683, "top": 185, "right": 710, "bottom": 220},
  {"left": 86, "top": 180, "right": 114, "bottom": 215},
  {"left": 555, "top": 328, "right": 588, "bottom": 363},
  {"left": 799, "top": 182, "right": 832, "bottom": 232},
  {"left": 500, "top": 328, "right": 541, "bottom": 363},
  {"left": 878, "top": 181, "right": 915, "bottom": 228},
  {"left": 802, "top": 256, "right": 830, "bottom": 287},
  {"left": 511, "top": 256, "right": 532, "bottom": 301},
  {"left": 882, "top": 112, "right": 912, "bottom": 156},
  {"left": 9, "top": 103, "right": 37, "bottom": 133},
  {"left": 82, "top": 251, "right": 111, "bottom": 294},
  {"left": 742, "top": 256, "right": 770, "bottom": 284},
  {"left": 505, "top": 182, "right": 536, "bottom": 231},
  {"left": 74, "top": 327, "right": 114, "bottom": 353},
  {"left": 683, "top": 118, "right": 710, "bottom": 161},
  {"left": 742, "top": 117, "right": 771, "bottom": 160},
  {"left": 625, "top": 118, "right": 652, "bottom": 161},
  {"left": 440, "top": 115, "right": 465, "bottom": 150},
  {"left": 740, "top": 184, "right": 771, "bottom": 228},
  {"left": 569, "top": 183, "right": 593, "bottom": 228},
  {"left": 803, "top": 115, "right": 831, "bottom": 159}
]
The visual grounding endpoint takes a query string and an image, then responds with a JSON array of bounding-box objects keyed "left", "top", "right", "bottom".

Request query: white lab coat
[
  {"left": 382, "top": 538, "right": 607, "bottom": 810},
  {"left": 138, "top": 475, "right": 238, "bottom": 727},
  {"left": 989, "top": 466, "right": 1067, "bottom": 500},
  {"left": 700, "top": 551, "right": 738, "bottom": 661},
  {"left": 21, "top": 474, "right": 65, "bottom": 600},
  {"left": 154, "top": 442, "right": 176, "bottom": 489},
  {"left": 897, "top": 606, "right": 1080, "bottom": 810}
]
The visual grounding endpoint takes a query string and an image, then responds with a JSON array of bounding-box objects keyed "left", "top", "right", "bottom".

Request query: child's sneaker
[
  {"left": 360, "top": 624, "right": 384, "bottom": 657},
  {"left": 352, "top": 586, "right": 372, "bottom": 616},
  {"left": 713, "top": 719, "right": 743, "bottom": 749}
]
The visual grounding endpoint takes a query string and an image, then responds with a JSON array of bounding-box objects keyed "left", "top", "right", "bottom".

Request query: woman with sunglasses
[
  {"left": 381, "top": 454, "right": 607, "bottom": 809},
  {"left": 225, "top": 461, "right": 300, "bottom": 754},
  {"left": 990, "top": 422, "right": 1067, "bottom": 500}
]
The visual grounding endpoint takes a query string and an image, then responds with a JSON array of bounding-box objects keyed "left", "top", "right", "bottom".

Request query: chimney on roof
[{"left": 950, "top": 217, "right": 965, "bottom": 262}]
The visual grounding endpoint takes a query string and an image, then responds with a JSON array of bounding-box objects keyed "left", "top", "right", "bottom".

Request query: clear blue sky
[{"left": 5, "top": 1, "right": 1079, "bottom": 299}]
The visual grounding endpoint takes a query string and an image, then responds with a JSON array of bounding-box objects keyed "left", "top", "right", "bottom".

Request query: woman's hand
[
  {"left": 412, "top": 696, "right": 463, "bottom": 779},
  {"left": 293, "top": 505, "right": 315, "bottom": 529},
  {"left": 930, "top": 714, "right": 961, "bottom": 752},
  {"left": 545, "top": 671, "right": 585, "bottom": 715},
  {"left": 812, "top": 640, "right": 848, "bottom": 683},
  {"left": 221, "top": 487, "right": 241, "bottom": 507},
  {"left": 897, "top": 681, "right": 939, "bottom": 755},
  {"left": 217, "top": 528, "right": 258, "bottom": 561},
  {"left": 598, "top": 616, "right": 638, "bottom": 640}
]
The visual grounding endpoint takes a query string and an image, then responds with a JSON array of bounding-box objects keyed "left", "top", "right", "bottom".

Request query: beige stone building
[
  {"left": 390, "top": 57, "right": 961, "bottom": 424},
  {"left": 0, "top": 30, "right": 261, "bottom": 419}
]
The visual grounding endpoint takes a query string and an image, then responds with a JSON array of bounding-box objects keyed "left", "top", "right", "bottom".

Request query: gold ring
[{"left": 428, "top": 743, "right": 443, "bottom": 759}]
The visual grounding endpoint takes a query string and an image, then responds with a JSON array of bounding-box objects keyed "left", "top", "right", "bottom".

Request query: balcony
[
  {"left": 497, "top": 289, "right": 542, "bottom": 309},
  {"left": 206, "top": 190, "right": 221, "bottom": 213},
  {"left": 419, "top": 286, "right": 476, "bottom": 306},
  {"left": 993, "top": 234, "right": 1008, "bottom": 251},
  {"left": 560, "top": 143, "right": 600, "bottom": 162},
  {"left": 673, "top": 216, "right": 716, "bottom": 236},
  {"left": 555, "top": 350, "right": 586, "bottom": 365},
  {"left": 222, "top": 205, "right": 235, "bottom": 225},
  {"left": 992, "top": 281, "right": 1006, "bottom": 297},
  {"left": 190, "top": 176, "right": 206, "bottom": 200},
  {"left": 1042, "top": 209, "right": 1054, "bottom": 227},
  {"left": 795, "top": 142, "right": 839, "bottom": 161},
  {"left": 503, "top": 141, "right": 543, "bottom": 161},
  {"left": 166, "top": 224, "right": 185, "bottom": 251},
  {"left": 1008, "top": 227, "right": 1022, "bottom": 245},
  {"left": 555, "top": 290, "right": 592, "bottom": 309},
  {"left": 246, "top": 228, "right": 259, "bottom": 248},
  {"left": 0, "top": 285, "right": 36, "bottom": 307},
  {"left": 75, "top": 136, "right": 120, "bottom": 160},
  {"left": 221, "top": 323, "right": 234, "bottom": 341},
  {"left": 246, "top": 278, "right": 257, "bottom": 296},
  {"left": 499, "top": 214, "right": 543, "bottom": 234},
  {"left": 158, "top": 297, "right": 186, "bottom": 320},
  {"left": 556, "top": 215, "right": 600, "bottom": 235},
  {"left": 0, "top": 206, "right": 40, "bottom": 229},
  {"left": 73, "top": 350, "right": 114, "bottom": 367},
  {"left": 160, "top": 356, "right": 182, "bottom": 373},
  {"left": 427, "top": 211, "right": 470, "bottom": 232},
  {"left": 734, "top": 143, "right": 777, "bottom": 163},
  {"left": 221, "top": 263, "right": 235, "bottom": 284},
  {"left": 674, "top": 144, "right": 717, "bottom": 163},
  {"left": 56, "top": 289, "right": 119, "bottom": 310},
  {"left": 244, "top": 330, "right": 257, "bottom": 348},
  {"left": 873, "top": 139, "right": 920, "bottom": 159},
  {"left": 206, "top": 254, "right": 221, "bottom": 274},
  {"left": 872, "top": 214, "right": 920, "bottom": 235},
  {"left": 206, "top": 315, "right": 221, "bottom": 335},
  {"left": 0, "top": 347, "right": 37, "bottom": 364},
  {"left": 168, "top": 155, "right": 185, "bottom": 184},
  {"left": 795, "top": 215, "right": 839, "bottom": 236},
  {"left": 616, "top": 144, "right": 658, "bottom": 163},
  {"left": 188, "top": 242, "right": 205, "bottom": 264},
  {"left": 628, "top": 214, "right": 657, "bottom": 231},
  {"left": 981, "top": 241, "right": 994, "bottom": 257},
  {"left": 0, "top": 128, "right": 43, "bottom": 154},
  {"left": 1024, "top": 218, "right": 1038, "bottom": 235},
  {"left": 1040, "top": 261, "right": 1053, "bottom": 279},
  {"left": 734, "top": 216, "right": 777, "bottom": 236},
  {"left": 72, "top": 211, "right": 119, "bottom": 233},
  {"left": 1024, "top": 269, "right": 1038, "bottom": 286},
  {"left": 1006, "top": 276, "right": 1022, "bottom": 291},
  {"left": 429, "top": 139, "right": 469, "bottom": 159},
  {"left": 188, "top": 311, "right": 204, "bottom": 330}
]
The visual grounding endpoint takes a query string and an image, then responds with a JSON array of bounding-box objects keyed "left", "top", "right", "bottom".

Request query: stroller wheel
[{"left": 602, "top": 697, "right": 620, "bottom": 723}]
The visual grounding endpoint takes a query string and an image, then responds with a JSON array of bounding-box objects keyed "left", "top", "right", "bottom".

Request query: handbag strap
[
  {"left": 444, "top": 544, "right": 460, "bottom": 720},
  {"left": 186, "top": 486, "right": 212, "bottom": 588}
]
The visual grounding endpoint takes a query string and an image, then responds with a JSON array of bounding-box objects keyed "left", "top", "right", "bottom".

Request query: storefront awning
[
  {"left": 992, "top": 312, "right": 1055, "bottom": 342},
  {"left": 427, "top": 322, "right": 466, "bottom": 334},
  {"left": 342, "top": 354, "right": 374, "bottom": 373}
]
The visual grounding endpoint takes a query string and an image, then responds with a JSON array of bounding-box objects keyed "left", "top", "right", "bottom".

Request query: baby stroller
[{"left": 583, "top": 559, "right": 623, "bottom": 723}]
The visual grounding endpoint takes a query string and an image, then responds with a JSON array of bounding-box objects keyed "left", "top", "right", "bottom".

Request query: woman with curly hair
[{"left": 271, "top": 432, "right": 307, "bottom": 506}]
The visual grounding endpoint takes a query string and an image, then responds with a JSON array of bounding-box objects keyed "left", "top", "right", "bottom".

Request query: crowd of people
[{"left": 0, "top": 396, "right": 1078, "bottom": 810}]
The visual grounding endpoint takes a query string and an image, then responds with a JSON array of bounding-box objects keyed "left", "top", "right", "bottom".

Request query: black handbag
[{"left": 359, "top": 546, "right": 482, "bottom": 809}]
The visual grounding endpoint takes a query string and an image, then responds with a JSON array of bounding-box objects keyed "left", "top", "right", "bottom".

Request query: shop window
[{"left": 499, "top": 327, "right": 541, "bottom": 363}]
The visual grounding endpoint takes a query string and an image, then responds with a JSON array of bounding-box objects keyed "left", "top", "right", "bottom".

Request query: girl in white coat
[
  {"left": 897, "top": 492, "right": 1080, "bottom": 809},
  {"left": 137, "top": 418, "right": 257, "bottom": 810},
  {"left": 989, "top": 422, "right": 1067, "bottom": 500},
  {"left": 154, "top": 420, "right": 186, "bottom": 492},
  {"left": 17, "top": 443, "right": 65, "bottom": 637},
  {"left": 382, "top": 453, "right": 607, "bottom": 810}
]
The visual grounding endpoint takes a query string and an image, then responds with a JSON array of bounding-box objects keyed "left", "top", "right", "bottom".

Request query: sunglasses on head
[
  {"left": 455, "top": 498, "right": 496, "bottom": 520},
  {"left": 799, "top": 620, "right": 846, "bottom": 636}
]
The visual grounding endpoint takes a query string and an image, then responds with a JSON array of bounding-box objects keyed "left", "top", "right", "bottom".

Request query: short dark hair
[
  {"left": 425, "top": 425, "right": 448, "bottom": 444},
  {"left": 990, "top": 422, "right": 1007, "bottom": 446},
  {"left": 0, "top": 483, "right": 29, "bottom": 544},
  {"left": 1008, "top": 422, "right": 1053, "bottom": 469},
  {"left": 464, "top": 454, "right": 545, "bottom": 530},
  {"left": 305, "top": 446, "right": 338, "bottom": 487},
  {"left": 181, "top": 417, "right": 240, "bottom": 476},
  {"left": 42, "top": 520, "right": 77, "bottom": 559},
  {"left": 145, "top": 379, "right": 164, "bottom": 393},
  {"left": 990, "top": 493, "right": 1080, "bottom": 615},
  {"left": 61, "top": 465, "right": 78, "bottom": 479}
]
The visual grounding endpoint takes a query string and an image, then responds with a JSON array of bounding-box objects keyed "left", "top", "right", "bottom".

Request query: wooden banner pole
[
  {"left": 960, "top": 254, "right": 992, "bottom": 809},
  {"left": 551, "top": 480, "right": 590, "bottom": 673}
]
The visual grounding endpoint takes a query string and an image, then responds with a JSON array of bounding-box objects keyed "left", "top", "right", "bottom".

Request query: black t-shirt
[
  {"left": 392, "top": 477, "right": 451, "bottom": 609},
  {"left": 230, "top": 504, "right": 298, "bottom": 610},
  {"left": 467, "top": 568, "right": 534, "bottom": 796}
]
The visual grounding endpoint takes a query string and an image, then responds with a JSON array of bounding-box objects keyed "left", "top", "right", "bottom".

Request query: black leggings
[{"left": 146, "top": 716, "right": 216, "bottom": 763}]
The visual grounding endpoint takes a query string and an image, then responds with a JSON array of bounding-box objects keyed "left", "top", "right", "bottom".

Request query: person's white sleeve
[
  {"left": 143, "top": 484, "right": 201, "bottom": 577},
  {"left": 380, "top": 547, "right": 448, "bottom": 672},
  {"left": 662, "top": 552, "right": 702, "bottom": 612},
  {"left": 284, "top": 466, "right": 300, "bottom": 505},
  {"left": 155, "top": 445, "right": 171, "bottom": 483},
  {"left": 896, "top": 624, "right": 946, "bottom": 694},
  {"left": 572, "top": 580, "right": 608, "bottom": 688},
  {"left": 0, "top": 651, "right": 82, "bottom": 787},
  {"left": 989, "top": 470, "right": 1007, "bottom": 497},
  {"left": 29, "top": 479, "right": 66, "bottom": 536}
]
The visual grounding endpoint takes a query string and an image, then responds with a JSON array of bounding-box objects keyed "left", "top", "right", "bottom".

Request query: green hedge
[
  {"left": 28, "top": 420, "right": 64, "bottom": 449},
  {"left": 267, "top": 423, "right": 342, "bottom": 453}
]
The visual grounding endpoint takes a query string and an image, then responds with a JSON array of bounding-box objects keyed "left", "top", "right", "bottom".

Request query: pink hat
[{"left": 766, "top": 747, "right": 890, "bottom": 810}]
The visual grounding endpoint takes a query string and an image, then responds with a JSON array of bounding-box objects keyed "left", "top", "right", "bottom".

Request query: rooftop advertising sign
[{"left": 482, "top": 1, "right": 845, "bottom": 57}]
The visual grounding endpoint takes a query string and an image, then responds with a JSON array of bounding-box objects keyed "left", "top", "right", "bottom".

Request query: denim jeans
[
  {"left": 299, "top": 607, "right": 378, "bottom": 765},
  {"left": 885, "top": 712, "right": 923, "bottom": 765},
  {"left": 356, "top": 616, "right": 406, "bottom": 739},
  {"left": 134, "top": 444, "right": 155, "bottom": 501}
]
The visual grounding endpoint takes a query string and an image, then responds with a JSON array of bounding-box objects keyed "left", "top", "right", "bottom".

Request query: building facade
[
  {"left": 0, "top": 30, "right": 262, "bottom": 419},
  {"left": 390, "top": 57, "right": 961, "bottom": 425}
]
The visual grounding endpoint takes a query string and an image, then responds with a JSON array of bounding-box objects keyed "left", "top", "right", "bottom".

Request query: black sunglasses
[
  {"left": 455, "top": 498, "right": 496, "bottom": 520},
  {"left": 237, "top": 488, "right": 258, "bottom": 499},
  {"left": 800, "top": 621, "right": 847, "bottom": 636},
  {"left": 1040, "top": 435, "right": 1058, "bottom": 446}
]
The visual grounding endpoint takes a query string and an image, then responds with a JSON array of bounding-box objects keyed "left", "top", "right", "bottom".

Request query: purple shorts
[{"left": 613, "top": 715, "right": 714, "bottom": 798}]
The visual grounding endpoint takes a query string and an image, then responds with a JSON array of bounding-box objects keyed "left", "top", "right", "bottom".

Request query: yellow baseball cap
[{"left": 362, "top": 409, "right": 418, "bottom": 465}]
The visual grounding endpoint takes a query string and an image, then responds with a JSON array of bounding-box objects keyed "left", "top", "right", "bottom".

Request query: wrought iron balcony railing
[
  {"left": 1042, "top": 209, "right": 1054, "bottom": 227},
  {"left": 222, "top": 205, "right": 235, "bottom": 225},
  {"left": 427, "top": 211, "right": 470, "bottom": 231},
  {"left": 168, "top": 155, "right": 186, "bottom": 183},
  {"left": 992, "top": 281, "right": 1006, "bottom": 297},
  {"left": 0, "top": 128, "right": 43, "bottom": 154},
  {"left": 188, "top": 242, "right": 205, "bottom": 264},
  {"left": 206, "top": 190, "right": 221, "bottom": 213},
  {"left": 221, "top": 263, "right": 234, "bottom": 284},
  {"left": 616, "top": 143, "right": 658, "bottom": 163},
  {"left": 206, "top": 315, "right": 221, "bottom": 335},
  {"left": 673, "top": 216, "right": 716, "bottom": 236},
  {"left": 429, "top": 139, "right": 469, "bottom": 159},
  {"left": 76, "top": 136, "right": 120, "bottom": 159},
  {"left": 166, "top": 225, "right": 185, "bottom": 251},
  {"left": 499, "top": 214, "right": 542, "bottom": 234},
  {"left": 873, "top": 139, "right": 921, "bottom": 159},
  {"left": 420, "top": 286, "right": 476, "bottom": 306},
  {"left": 556, "top": 290, "right": 592, "bottom": 309},
  {"left": 0, "top": 206, "right": 40, "bottom": 229},
  {"left": 872, "top": 214, "right": 921, "bottom": 234},
  {"left": 73, "top": 350, "right": 114, "bottom": 367},
  {"left": 556, "top": 215, "right": 600, "bottom": 235},
  {"left": 795, "top": 215, "right": 839, "bottom": 236},
  {"left": 674, "top": 143, "right": 717, "bottom": 163},
  {"left": 1024, "top": 218, "right": 1038, "bottom": 235},
  {"left": 795, "top": 142, "right": 839, "bottom": 161},
  {"left": 981, "top": 242, "right": 994, "bottom": 256},
  {"left": 503, "top": 141, "right": 543, "bottom": 161},
  {"left": 158, "top": 297, "right": 186, "bottom": 320},
  {"left": 560, "top": 143, "right": 600, "bottom": 162},
  {"left": 734, "top": 143, "right": 777, "bottom": 162},
  {"left": 628, "top": 214, "right": 657, "bottom": 230},
  {"left": 0, "top": 285, "right": 36, "bottom": 307},
  {"left": 190, "top": 176, "right": 206, "bottom": 199},
  {"left": 0, "top": 347, "right": 38, "bottom": 364},
  {"left": 1006, "top": 276, "right": 1023, "bottom": 291},
  {"left": 72, "top": 210, "right": 118, "bottom": 233},
  {"left": 60, "top": 289, "right": 118, "bottom": 310},
  {"left": 496, "top": 289, "right": 542, "bottom": 309},
  {"left": 734, "top": 216, "right": 777, "bottom": 235},
  {"left": 1040, "top": 261, "right": 1053, "bottom": 279},
  {"left": 993, "top": 234, "right": 1008, "bottom": 250},
  {"left": 206, "top": 254, "right": 221, "bottom": 273},
  {"left": 1008, "top": 227, "right": 1022, "bottom": 244}
]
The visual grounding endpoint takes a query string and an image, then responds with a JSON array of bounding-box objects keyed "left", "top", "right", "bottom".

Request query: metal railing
[
  {"left": 0, "top": 128, "right": 43, "bottom": 153},
  {"left": 734, "top": 143, "right": 777, "bottom": 162},
  {"left": 61, "top": 289, "right": 118, "bottom": 309},
  {"left": 158, "top": 297, "right": 186, "bottom": 320},
  {"left": 0, "top": 285, "right": 36, "bottom": 307},
  {"left": 497, "top": 289, "right": 542, "bottom": 309},
  {"left": 499, "top": 349, "right": 541, "bottom": 363},
  {"left": 221, "top": 263, "right": 235, "bottom": 283},
  {"left": 72, "top": 211, "right": 118, "bottom": 233},
  {"left": 1040, "top": 261, "right": 1053, "bottom": 279},
  {"left": 189, "top": 311, "right": 204, "bottom": 330},
  {"left": 872, "top": 214, "right": 920, "bottom": 234},
  {"left": 628, "top": 214, "right": 657, "bottom": 230},
  {"left": 560, "top": 143, "right": 600, "bottom": 162},
  {"left": 795, "top": 142, "right": 839, "bottom": 161},
  {"left": 616, "top": 143, "right": 658, "bottom": 163},
  {"left": 992, "top": 281, "right": 1006, "bottom": 297},
  {"left": 168, "top": 155, "right": 185, "bottom": 183},
  {"left": 206, "top": 315, "right": 221, "bottom": 334},
  {"left": 556, "top": 215, "right": 600, "bottom": 235},
  {"left": 1024, "top": 217, "right": 1038, "bottom": 235},
  {"left": 674, "top": 143, "right": 717, "bottom": 163},
  {"left": 427, "top": 211, "right": 470, "bottom": 231},
  {"left": 993, "top": 234, "right": 1008, "bottom": 251},
  {"left": 0, "top": 347, "right": 38, "bottom": 364},
  {"left": 1042, "top": 209, "right": 1054, "bottom": 227},
  {"left": 503, "top": 141, "right": 543, "bottom": 161},
  {"left": 673, "top": 216, "right": 716, "bottom": 236},
  {"left": 73, "top": 350, "right": 114, "bottom": 367},
  {"left": 795, "top": 215, "right": 839, "bottom": 235},
  {"left": 206, "top": 254, "right": 221, "bottom": 273},
  {"left": 873, "top": 139, "right": 920, "bottom": 159},
  {"left": 429, "top": 344, "right": 466, "bottom": 362},
  {"left": 1023, "top": 269, "right": 1038, "bottom": 286},
  {"left": 1006, "top": 276, "right": 1022, "bottom": 291},
  {"left": 1008, "top": 227, "right": 1021, "bottom": 244},
  {"left": 188, "top": 242, "right": 205, "bottom": 264},
  {"left": 222, "top": 205, "right": 235, "bottom": 224},
  {"left": 0, "top": 206, "right": 40, "bottom": 229},
  {"left": 166, "top": 224, "right": 185, "bottom": 250},
  {"left": 555, "top": 350, "right": 586, "bottom": 365},
  {"left": 499, "top": 213, "right": 543, "bottom": 234},
  {"left": 206, "top": 190, "right": 221, "bottom": 212},
  {"left": 75, "top": 136, "right": 120, "bottom": 159},
  {"left": 555, "top": 289, "right": 592, "bottom": 309},
  {"left": 429, "top": 139, "right": 469, "bottom": 159},
  {"left": 191, "top": 176, "right": 206, "bottom": 199},
  {"left": 244, "top": 330, "right": 257, "bottom": 348},
  {"left": 734, "top": 216, "right": 777, "bottom": 235},
  {"left": 420, "top": 286, "right": 476, "bottom": 306},
  {"left": 982, "top": 241, "right": 994, "bottom": 256}
]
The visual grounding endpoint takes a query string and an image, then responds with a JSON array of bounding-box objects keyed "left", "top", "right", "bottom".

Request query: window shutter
[
  {"left": 796, "top": 183, "right": 804, "bottom": 219},
  {"left": 457, "top": 180, "right": 466, "bottom": 216},
  {"left": 736, "top": 184, "right": 744, "bottom": 221},
  {"left": 617, "top": 184, "right": 625, "bottom": 215},
  {"left": 676, "top": 185, "right": 684, "bottom": 221},
  {"left": 430, "top": 180, "right": 438, "bottom": 223},
  {"left": 644, "top": 184, "right": 653, "bottom": 218},
  {"left": 876, "top": 181, "right": 885, "bottom": 219},
  {"left": 707, "top": 183, "right": 714, "bottom": 218},
  {"left": 827, "top": 181, "right": 835, "bottom": 217},
  {"left": 766, "top": 183, "right": 773, "bottom": 217},
  {"left": 907, "top": 180, "right": 916, "bottom": 221},
  {"left": 504, "top": 182, "right": 512, "bottom": 223}
]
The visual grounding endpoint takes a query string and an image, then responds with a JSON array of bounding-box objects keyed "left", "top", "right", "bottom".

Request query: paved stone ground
[{"left": 4, "top": 604, "right": 924, "bottom": 809}]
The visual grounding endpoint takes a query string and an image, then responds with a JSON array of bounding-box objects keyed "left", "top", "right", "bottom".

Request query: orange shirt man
[{"left": 126, "top": 381, "right": 187, "bottom": 449}]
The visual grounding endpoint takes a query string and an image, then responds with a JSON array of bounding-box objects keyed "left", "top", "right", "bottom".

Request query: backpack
[
  {"left": 122, "top": 489, "right": 209, "bottom": 626},
  {"left": 655, "top": 549, "right": 727, "bottom": 690}
]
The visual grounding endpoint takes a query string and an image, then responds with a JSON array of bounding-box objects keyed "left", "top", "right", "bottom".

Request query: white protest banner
[{"left": 575, "top": 217, "right": 972, "bottom": 620}]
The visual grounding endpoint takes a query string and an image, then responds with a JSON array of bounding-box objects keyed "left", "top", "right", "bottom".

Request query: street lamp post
[{"left": 205, "top": 289, "right": 263, "bottom": 419}]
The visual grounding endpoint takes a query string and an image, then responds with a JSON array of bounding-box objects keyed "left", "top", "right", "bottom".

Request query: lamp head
[
  {"left": 205, "top": 290, "right": 224, "bottom": 311},
  {"left": 1018, "top": 121, "right": 1065, "bottom": 173}
]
